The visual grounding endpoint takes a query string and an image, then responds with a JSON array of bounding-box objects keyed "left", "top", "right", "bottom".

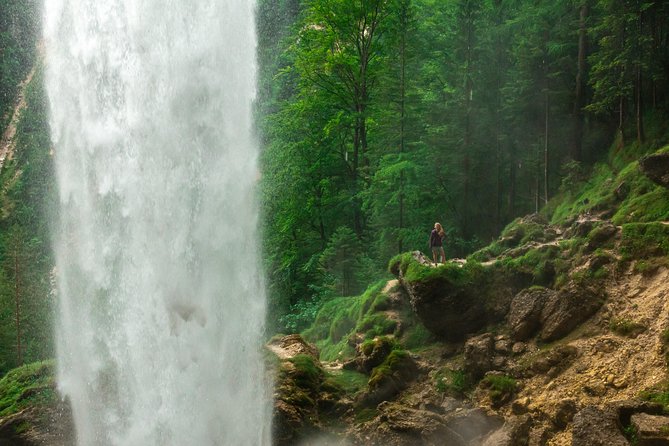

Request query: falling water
[{"left": 43, "top": 1, "right": 270, "bottom": 444}]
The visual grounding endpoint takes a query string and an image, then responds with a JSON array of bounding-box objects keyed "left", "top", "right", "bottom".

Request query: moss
[
  {"left": 357, "top": 314, "right": 398, "bottom": 340},
  {"left": 550, "top": 163, "right": 617, "bottom": 225},
  {"left": 354, "top": 407, "right": 379, "bottom": 423},
  {"left": 303, "top": 281, "right": 388, "bottom": 361},
  {"left": 402, "top": 322, "right": 434, "bottom": 351},
  {"left": 368, "top": 350, "right": 414, "bottom": 390},
  {"left": 0, "top": 360, "right": 56, "bottom": 417},
  {"left": 640, "top": 382, "right": 669, "bottom": 412},
  {"left": 620, "top": 223, "right": 669, "bottom": 260},
  {"left": 497, "top": 245, "right": 559, "bottom": 286},
  {"left": 287, "top": 354, "right": 323, "bottom": 391},
  {"left": 325, "top": 369, "right": 368, "bottom": 396},
  {"left": 612, "top": 161, "right": 669, "bottom": 224}
]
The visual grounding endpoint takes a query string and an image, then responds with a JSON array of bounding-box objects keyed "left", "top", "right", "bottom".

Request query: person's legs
[
  {"left": 439, "top": 247, "right": 446, "bottom": 263},
  {"left": 431, "top": 247, "right": 438, "bottom": 264}
]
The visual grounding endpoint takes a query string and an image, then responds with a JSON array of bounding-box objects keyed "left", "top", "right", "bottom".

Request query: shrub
[
  {"left": 609, "top": 318, "right": 646, "bottom": 338},
  {"left": 481, "top": 374, "right": 517, "bottom": 407}
]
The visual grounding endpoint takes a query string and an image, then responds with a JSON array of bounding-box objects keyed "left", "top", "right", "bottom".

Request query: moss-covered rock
[
  {"left": 0, "top": 361, "right": 73, "bottom": 446},
  {"left": 362, "top": 350, "right": 419, "bottom": 407}
]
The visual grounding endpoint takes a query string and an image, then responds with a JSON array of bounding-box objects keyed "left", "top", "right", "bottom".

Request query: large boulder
[
  {"left": 639, "top": 153, "right": 669, "bottom": 188},
  {"left": 393, "top": 252, "right": 529, "bottom": 340},
  {"left": 539, "top": 284, "right": 604, "bottom": 342},
  {"left": 269, "top": 335, "right": 342, "bottom": 446},
  {"left": 508, "top": 288, "right": 553, "bottom": 341},
  {"left": 507, "top": 283, "right": 604, "bottom": 343},
  {"left": 572, "top": 406, "right": 628, "bottom": 446}
]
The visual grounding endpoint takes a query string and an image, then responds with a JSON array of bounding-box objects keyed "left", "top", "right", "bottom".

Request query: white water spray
[{"left": 43, "top": 1, "right": 271, "bottom": 444}]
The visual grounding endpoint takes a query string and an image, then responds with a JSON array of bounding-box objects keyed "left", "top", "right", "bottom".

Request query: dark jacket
[{"left": 429, "top": 229, "right": 443, "bottom": 248}]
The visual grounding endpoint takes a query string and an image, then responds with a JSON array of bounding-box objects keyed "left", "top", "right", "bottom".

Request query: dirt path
[{"left": 0, "top": 60, "right": 39, "bottom": 172}]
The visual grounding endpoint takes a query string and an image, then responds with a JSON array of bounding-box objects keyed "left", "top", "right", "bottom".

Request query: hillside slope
[{"left": 270, "top": 144, "right": 669, "bottom": 446}]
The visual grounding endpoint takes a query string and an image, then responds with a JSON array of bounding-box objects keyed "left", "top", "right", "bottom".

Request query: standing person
[{"left": 429, "top": 222, "right": 446, "bottom": 264}]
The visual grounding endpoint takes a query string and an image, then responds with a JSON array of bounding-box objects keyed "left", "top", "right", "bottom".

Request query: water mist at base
[{"left": 43, "top": 1, "right": 270, "bottom": 444}]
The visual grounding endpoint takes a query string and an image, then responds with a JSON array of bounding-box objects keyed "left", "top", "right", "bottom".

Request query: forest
[
  {"left": 256, "top": 0, "right": 669, "bottom": 333},
  {"left": 0, "top": 0, "right": 667, "bottom": 374}
]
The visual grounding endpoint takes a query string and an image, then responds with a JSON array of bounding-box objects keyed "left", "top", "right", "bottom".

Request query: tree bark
[{"left": 572, "top": 1, "right": 588, "bottom": 161}]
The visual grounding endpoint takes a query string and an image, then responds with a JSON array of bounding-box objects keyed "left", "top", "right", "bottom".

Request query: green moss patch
[
  {"left": 302, "top": 281, "right": 400, "bottom": 362},
  {"left": 620, "top": 222, "right": 669, "bottom": 260},
  {"left": 0, "top": 360, "right": 57, "bottom": 417}
]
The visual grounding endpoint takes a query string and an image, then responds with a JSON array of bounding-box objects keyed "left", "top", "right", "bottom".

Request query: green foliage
[
  {"left": 302, "top": 281, "right": 398, "bottom": 361},
  {"left": 0, "top": 360, "right": 56, "bottom": 417},
  {"left": 0, "top": 65, "right": 55, "bottom": 372},
  {"left": 435, "top": 368, "right": 471, "bottom": 395},
  {"left": 481, "top": 374, "right": 517, "bottom": 406},
  {"left": 287, "top": 354, "right": 324, "bottom": 391},
  {"left": 609, "top": 318, "right": 647, "bottom": 338},
  {"left": 620, "top": 223, "right": 669, "bottom": 260}
]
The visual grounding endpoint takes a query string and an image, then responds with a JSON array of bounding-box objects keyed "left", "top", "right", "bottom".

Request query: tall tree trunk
[
  {"left": 398, "top": 0, "right": 408, "bottom": 254},
  {"left": 544, "top": 88, "right": 549, "bottom": 205},
  {"left": 572, "top": 1, "right": 588, "bottom": 161},
  {"left": 636, "top": 10, "right": 645, "bottom": 145},
  {"left": 13, "top": 243, "right": 22, "bottom": 366}
]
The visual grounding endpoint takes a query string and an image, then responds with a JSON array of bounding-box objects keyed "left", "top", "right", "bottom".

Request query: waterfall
[{"left": 43, "top": 1, "right": 271, "bottom": 444}]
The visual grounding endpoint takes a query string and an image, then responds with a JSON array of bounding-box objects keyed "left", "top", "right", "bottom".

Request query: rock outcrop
[{"left": 639, "top": 153, "right": 669, "bottom": 188}]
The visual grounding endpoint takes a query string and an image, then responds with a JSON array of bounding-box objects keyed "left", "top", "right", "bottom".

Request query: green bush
[
  {"left": 481, "top": 374, "right": 517, "bottom": 406},
  {"left": 435, "top": 368, "right": 471, "bottom": 395}
]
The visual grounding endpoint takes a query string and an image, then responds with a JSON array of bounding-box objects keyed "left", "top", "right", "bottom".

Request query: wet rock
[
  {"left": 508, "top": 288, "right": 553, "bottom": 341},
  {"left": 630, "top": 413, "right": 669, "bottom": 445},
  {"left": 572, "top": 406, "right": 629, "bottom": 446},
  {"left": 464, "top": 333, "right": 495, "bottom": 379},
  {"left": 0, "top": 403, "right": 74, "bottom": 446},
  {"left": 639, "top": 153, "right": 669, "bottom": 188}
]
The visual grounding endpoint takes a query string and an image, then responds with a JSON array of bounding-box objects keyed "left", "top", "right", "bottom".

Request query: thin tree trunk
[
  {"left": 13, "top": 243, "right": 22, "bottom": 366},
  {"left": 544, "top": 88, "right": 549, "bottom": 205},
  {"left": 572, "top": 1, "right": 588, "bottom": 161},
  {"left": 636, "top": 10, "right": 645, "bottom": 145}
]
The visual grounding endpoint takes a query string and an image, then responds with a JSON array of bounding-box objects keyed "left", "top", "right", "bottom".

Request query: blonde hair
[{"left": 435, "top": 222, "right": 445, "bottom": 238}]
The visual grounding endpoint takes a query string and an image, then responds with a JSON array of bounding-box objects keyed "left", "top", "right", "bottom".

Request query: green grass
[
  {"left": 620, "top": 222, "right": 669, "bottom": 260},
  {"left": 481, "top": 374, "right": 517, "bottom": 406},
  {"left": 0, "top": 360, "right": 57, "bottom": 417},
  {"left": 435, "top": 368, "right": 471, "bottom": 395}
]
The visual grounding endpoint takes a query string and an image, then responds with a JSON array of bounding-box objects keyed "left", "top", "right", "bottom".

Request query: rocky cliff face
[{"left": 272, "top": 205, "right": 669, "bottom": 445}]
